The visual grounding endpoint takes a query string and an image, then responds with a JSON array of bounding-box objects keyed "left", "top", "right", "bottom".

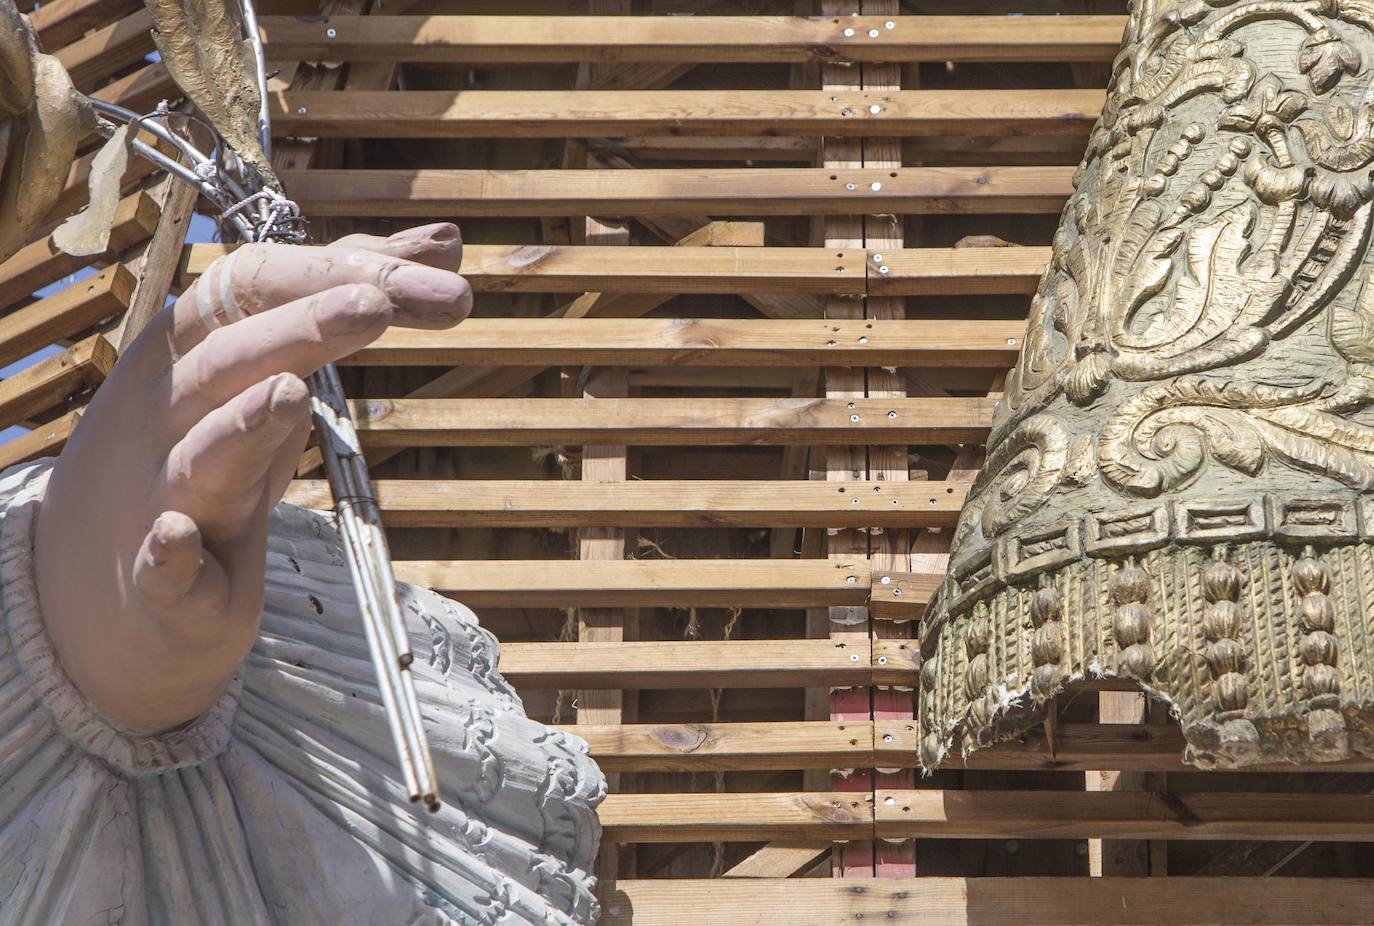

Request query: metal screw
[
  {"left": 883, "top": 734, "right": 894, "bottom": 743},
  {"left": 878, "top": 656, "right": 888, "bottom": 665},
  {"left": 881, "top": 575, "right": 891, "bottom": 584},
  {"left": 871, "top": 181, "right": 882, "bottom": 191},
  {"left": 892, "top": 588, "right": 902, "bottom": 596},
  {"left": 852, "top": 497, "right": 860, "bottom": 504},
  {"left": 884, "top": 795, "right": 896, "bottom": 804},
  {"left": 827, "top": 340, "right": 837, "bottom": 347},
  {"left": 1007, "top": 337, "right": 1017, "bottom": 345},
  {"left": 846, "top": 182, "right": 857, "bottom": 191},
  {"left": 850, "top": 653, "right": 861, "bottom": 662},
  {"left": 847, "top": 576, "right": 858, "bottom": 584},
  {"left": 848, "top": 402, "right": 856, "bottom": 408},
  {"left": 868, "top": 28, "right": 880, "bottom": 38},
  {"left": 869, "top": 103, "right": 882, "bottom": 115},
  {"left": 885, "top": 20, "right": 895, "bottom": 29},
  {"left": 891, "top": 499, "right": 898, "bottom": 505},
  {"left": 872, "top": 254, "right": 884, "bottom": 263},
  {"left": 843, "top": 26, "right": 855, "bottom": 36},
  {"left": 859, "top": 336, "right": 869, "bottom": 344},
  {"left": 325, "top": 27, "right": 337, "bottom": 38},
  {"left": 296, "top": 106, "right": 308, "bottom": 115},
  {"left": 850, "top": 414, "right": 861, "bottom": 422},
  {"left": 887, "top": 410, "right": 896, "bottom": 419},
  {"left": 841, "top": 106, "right": 853, "bottom": 116},
  {"left": 878, "top": 265, "right": 890, "bottom": 275}
]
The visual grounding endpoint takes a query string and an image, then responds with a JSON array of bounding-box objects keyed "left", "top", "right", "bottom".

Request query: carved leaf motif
[{"left": 1299, "top": 29, "right": 1361, "bottom": 94}]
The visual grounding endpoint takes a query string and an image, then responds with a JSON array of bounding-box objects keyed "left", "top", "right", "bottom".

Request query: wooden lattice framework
[{"left": 7, "top": 0, "right": 1374, "bottom": 921}]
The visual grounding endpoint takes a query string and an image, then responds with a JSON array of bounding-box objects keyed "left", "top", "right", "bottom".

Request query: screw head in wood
[
  {"left": 869, "top": 104, "right": 882, "bottom": 114},
  {"left": 326, "top": 27, "right": 336, "bottom": 38},
  {"left": 869, "top": 28, "right": 880, "bottom": 37},
  {"left": 843, "top": 26, "right": 855, "bottom": 36}
]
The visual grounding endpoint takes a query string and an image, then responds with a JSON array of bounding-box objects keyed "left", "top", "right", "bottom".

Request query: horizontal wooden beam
[
  {"left": 874, "top": 788, "right": 1374, "bottom": 842},
  {"left": 0, "top": 265, "right": 133, "bottom": 370},
  {"left": 261, "top": 15, "right": 1126, "bottom": 64},
  {"left": 286, "top": 479, "right": 968, "bottom": 528},
  {"left": 393, "top": 558, "right": 874, "bottom": 609},
  {"left": 31, "top": 0, "right": 142, "bottom": 49},
  {"left": 0, "top": 334, "right": 115, "bottom": 430},
  {"left": 279, "top": 167, "right": 1075, "bottom": 216},
  {"left": 597, "top": 877, "right": 1374, "bottom": 925},
  {"left": 597, "top": 788, "right": 1374, "bottom": 843},
  {"left": 599, "top": 791, "right": 871, "bottom": 843},
  {"left": 566, "top": 720, "right": 879, "bottom": 773},
  {"left": 185, "top": 243, "right": 1049, "bottom": 296},
  {"left": 341, "top": 318, "right": 1024, "bottom": 368},
  {"left": 0, "top": 408, "right": 83, "bottom": 470},
  {"left": 870, "top": 247, "right": 1051, "bottom": 296},
  {"left": 566, "top": 720, "right": 1374, "bottom": 773},
  {"left": 53, "top": 8, "right": 154, "bottom": 91},
  {"left": 340, "top": 397, "right": 993, "bottom": 446},
  {"left": 185, "top": 244, "right": 868, "bottom": 294},
  {"left": 0, "top": 192, "right": 158, "bottom": 310},
  {"left": 493, "top": 638, "right": 914, "bottom": 689},
  {"left": 270, "top": 89, "right": 1105, "bottom": 138}
]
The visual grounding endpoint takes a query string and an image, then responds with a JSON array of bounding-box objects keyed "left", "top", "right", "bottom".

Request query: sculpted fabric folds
[
  {"left": 921, "top": 0, "right": 1374, "bottom": 771},
  {"left": 0, "top": 462, "right": 604, "bottom": 925}
]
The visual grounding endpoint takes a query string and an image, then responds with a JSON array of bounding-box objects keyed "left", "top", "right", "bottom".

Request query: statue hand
[{"left": 32, "top": 223, "right": 471, "bottom": 733}]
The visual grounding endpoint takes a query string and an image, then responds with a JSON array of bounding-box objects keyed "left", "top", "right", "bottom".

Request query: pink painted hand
[{"left": 32, "top": 223, "right": 472, "bottom": 733}]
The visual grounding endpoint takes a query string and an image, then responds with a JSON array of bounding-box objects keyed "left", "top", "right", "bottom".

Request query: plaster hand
[{"left": 32, "top": 223, "right": 472, "bottom": 733}]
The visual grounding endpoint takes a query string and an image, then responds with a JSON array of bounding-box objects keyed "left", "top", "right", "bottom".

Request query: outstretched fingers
[
  {"left": 172, "top": 223, "right": 471, "bottom": 356},
  {"left": 157, "top": 373, "right": 311, "bottom": 544},
  {"left": 165, "top": 283, "right": 389, "bottom": 437}
]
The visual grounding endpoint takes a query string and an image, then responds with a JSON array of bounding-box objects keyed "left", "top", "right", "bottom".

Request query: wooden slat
[
  {"left": 0, "top": 192, "right": 158, "bottom": 309},
  {"left": 270, "top": 89, "right": 1105, "bottom": 138},
  {"left": 596, "top": 878, "right": 1374, "bottom": 925},
  {"left": 0, "top": 335, "right": 115, "bottom": 429},
  {"left": 494, "top": 639, "right": 912, "bottom": 689},
  {"left": 342, "top": 318, "right": 1024, "bottom": 368},
  {"left": 0, "top": 265, "right": 134, "bottom": 369},
  {"left": 185, "top": 244, "right": 867, "bottom": 294},
  {"left": 871, "top": 247, "right": 1050, "bottom": 295},
  {"left": 596, "top": 788, "right": 1374, "bottom": 843},
  {"left": 284, "top": 478, "right": 968, "bottom": 528},
  {"left": 393, "top": 558, "right": 873, "bottom": 608},
  {"left": 0, "top": 408, "right": 83, "bottom": 470},
  {"left": 566, "top": 721, "right": 877, "bottom": 772},
  {"left": 53, "top": 8, "right": 154, "bottom": 91},
  {"left": 341, "top": 397, "right": 994, "bottom": 446},
  {"left": 31, "top": 0, "right": 142, "bottom": 50},
  {"left": 185, "top": 243, "right": 1050, "bottom": 296},
  {"left": 599, "top": 792, "right": 872, "bottom": 843},
  {"left": 280, "top": 167, "right": 1075, "bottom": 216},
  {"left": 261, "top": 15, "right": 1126, "bottom": 64},
  {"left": 874, "top": 789, "right": 1374, "bottom": 842},
  {"left": 553, "top": 720, "right": 1374, "bottom": 773}
]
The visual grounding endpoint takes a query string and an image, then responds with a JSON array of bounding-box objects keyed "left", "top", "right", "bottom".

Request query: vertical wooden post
[
  {"left": 820, "top": 0, "right": 874, "bottom": 880},
  {"left": 574, "top": 217, "right": 635, "bottom": 882},
  {"left": 862, "top": 0, "right": 915, "bottom": 880}
]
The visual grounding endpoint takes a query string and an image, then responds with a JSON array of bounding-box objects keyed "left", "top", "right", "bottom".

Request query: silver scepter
[{"left": 86, "top": 0, "right": 441, "bottom": 811}]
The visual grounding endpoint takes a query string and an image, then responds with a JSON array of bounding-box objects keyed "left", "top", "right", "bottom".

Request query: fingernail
[
  {"left": 385, "top": 263, "right": 470, "bottom": 316},
  {"left": 394, "top": 222, "right": 459, "bottom": 244}
]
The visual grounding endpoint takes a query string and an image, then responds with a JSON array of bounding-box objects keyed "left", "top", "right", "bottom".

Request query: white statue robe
[{"left": 0, "top": 461, "right": 604, "bottom": 925}]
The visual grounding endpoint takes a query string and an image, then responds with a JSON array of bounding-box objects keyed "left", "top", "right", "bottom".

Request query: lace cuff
[{"left": 0, "top": 464, "right": 240, "bottom": 775}]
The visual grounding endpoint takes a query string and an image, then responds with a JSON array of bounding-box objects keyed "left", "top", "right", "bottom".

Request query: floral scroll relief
[{"left": 994, "top": 0, "right": 1374, "bottom": 505}]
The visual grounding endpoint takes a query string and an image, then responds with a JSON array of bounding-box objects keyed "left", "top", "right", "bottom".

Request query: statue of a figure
[
  {"left": 922, "top": 0, "right": 1374, "bottom": 771},
  {"left": 0, "top": 10, "right": 603, "bottom": 924}
]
